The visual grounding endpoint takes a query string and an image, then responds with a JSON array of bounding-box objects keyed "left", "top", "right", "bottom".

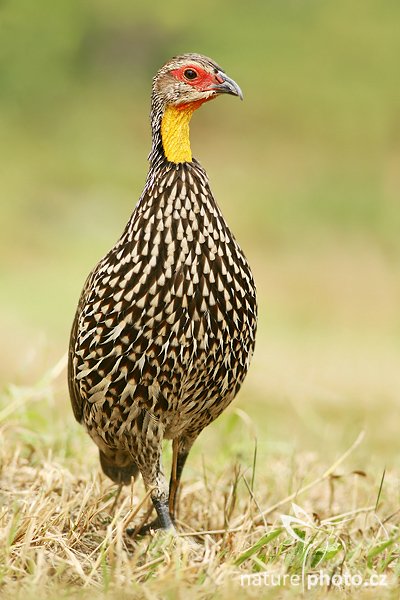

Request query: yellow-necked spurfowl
[{"left": 68, "top": 53, "right": 257, "bottom": 533}]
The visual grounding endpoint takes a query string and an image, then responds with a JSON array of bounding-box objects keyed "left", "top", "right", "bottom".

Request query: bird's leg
[
  {"left": 152, "top": 497, "right": 173, "bottom": 530},
  {"left": 140, "top": 456, "right": 173, "bottom": 533},
  {"left": 128, "top": 421, "right": 175, "bottom": 535},
  {"left": 168, "top": 435, "right": 196, "bottom": 522}
]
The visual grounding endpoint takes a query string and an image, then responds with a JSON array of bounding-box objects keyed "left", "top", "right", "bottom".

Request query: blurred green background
[{"left": 1, "top": 1, "right": 399, "bottom": 463}]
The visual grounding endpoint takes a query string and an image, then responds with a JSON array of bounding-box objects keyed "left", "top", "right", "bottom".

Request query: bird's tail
[{"left": 99, "top": 449, "right": 139, "bottom": 485}]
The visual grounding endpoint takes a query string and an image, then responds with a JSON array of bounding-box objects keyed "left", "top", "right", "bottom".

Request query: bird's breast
[{"left": 73, "top": 162, "right": 257, "bottom": 417}]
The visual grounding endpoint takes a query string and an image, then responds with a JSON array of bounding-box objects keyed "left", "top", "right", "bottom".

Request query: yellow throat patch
[{"left": 161, "top": 104, "right": 198, "bottom": 163}]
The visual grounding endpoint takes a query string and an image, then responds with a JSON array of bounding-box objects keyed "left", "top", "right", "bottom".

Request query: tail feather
[{"left": 99, "top": 449, "right": 139, "bottom": 485}]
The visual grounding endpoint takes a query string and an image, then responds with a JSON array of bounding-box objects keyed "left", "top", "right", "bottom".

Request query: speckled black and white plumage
[{"left": 68, "top": 54, "right": 257, "bottom": 532}]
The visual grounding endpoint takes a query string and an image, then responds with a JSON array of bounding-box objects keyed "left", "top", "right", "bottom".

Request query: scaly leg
[
  {"left": 128, "top": 418, "right": 175, "bottom": 534},
  {"left": 168, "top": 435, "right": 197, "bottom": 522}
]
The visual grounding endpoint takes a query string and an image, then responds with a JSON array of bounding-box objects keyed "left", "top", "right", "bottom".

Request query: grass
[{"left": 1, "top": 354, "right": 400, "bottom": 599}]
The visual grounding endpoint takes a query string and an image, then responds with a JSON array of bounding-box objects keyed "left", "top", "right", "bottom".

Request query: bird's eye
[{"left": 184, "top": 68, "right": 198, "bottom": 80}]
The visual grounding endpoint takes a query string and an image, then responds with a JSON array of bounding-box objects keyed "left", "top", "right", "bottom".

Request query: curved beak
[{"left": 211, "top": 71, "right": 243, "bottom": 100}]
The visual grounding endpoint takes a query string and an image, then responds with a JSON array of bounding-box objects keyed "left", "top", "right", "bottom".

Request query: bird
[{"left": 68, "top": 53, "right": 257, "bottom": 533}]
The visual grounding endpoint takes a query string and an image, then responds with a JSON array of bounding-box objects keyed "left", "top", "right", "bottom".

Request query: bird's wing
[
  {"left": 68, "top": 307, "right": 83, "bottom": 422},
  {"left": 68, "top": 268, "right": 97, "bottom": 423}
]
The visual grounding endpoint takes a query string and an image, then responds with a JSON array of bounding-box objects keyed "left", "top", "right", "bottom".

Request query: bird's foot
[
  {"left": 131, "top": 516, "right": 161, "bottom": 536},
  {"left": 126, "top": 518, "right": 176, "bottom": 537},
  {"left": 126, "top": 498, "right": 175, "bottom": 537}
]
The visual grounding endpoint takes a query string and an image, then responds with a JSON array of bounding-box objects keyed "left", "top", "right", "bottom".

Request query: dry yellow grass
[{"left": 1, "top": 350, "right": 399, "bottom": 599}]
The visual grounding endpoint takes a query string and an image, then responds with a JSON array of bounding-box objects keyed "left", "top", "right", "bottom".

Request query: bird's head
[
  {"left": 150, "top": 53, "right": 242, "bottom": 164},
  {"left": 153, "top": 53, "right": 243, "bottom": 108}
]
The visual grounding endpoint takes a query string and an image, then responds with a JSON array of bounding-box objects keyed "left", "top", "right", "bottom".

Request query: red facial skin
[{"left": 170, "top": 65, "right": 224, "bottom": 110}]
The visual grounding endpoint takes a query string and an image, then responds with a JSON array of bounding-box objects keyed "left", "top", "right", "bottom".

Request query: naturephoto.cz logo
[
  {"left": 239, "top": 503, "right": 388, "bottom": 592},
  {"left": 240, "top": 570, "right": 387, "bottom": 591}
]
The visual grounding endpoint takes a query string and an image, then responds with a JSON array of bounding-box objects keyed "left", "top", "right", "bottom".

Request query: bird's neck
[
  {"left": 160, "top": 105, "right": 196, "bottom": 163},
  {"left": 149, "top": 99, "right": 206, "bottom": 166}
]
